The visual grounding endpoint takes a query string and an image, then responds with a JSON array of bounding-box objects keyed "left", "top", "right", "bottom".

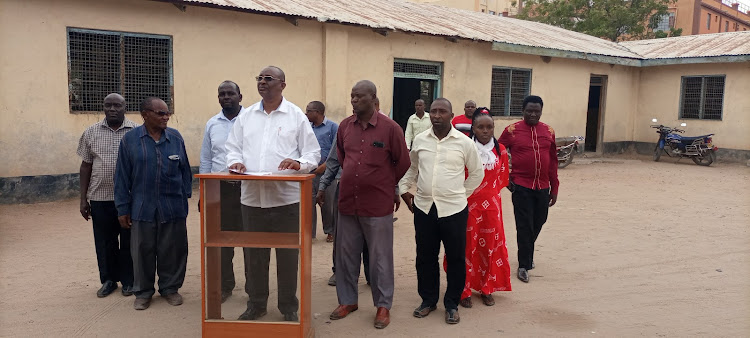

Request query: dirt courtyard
[{"left": 1, "top": 157, "right": 748, "bottom": 337}]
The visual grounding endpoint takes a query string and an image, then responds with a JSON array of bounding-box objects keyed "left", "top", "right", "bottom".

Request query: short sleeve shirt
[{"left": 77, "top": 118, "right": 138, "bottom": 201}]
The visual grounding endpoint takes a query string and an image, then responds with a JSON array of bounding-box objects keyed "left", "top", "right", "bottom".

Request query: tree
[{"left": 517, "top": 0, "right": 677, "bottom": 41}]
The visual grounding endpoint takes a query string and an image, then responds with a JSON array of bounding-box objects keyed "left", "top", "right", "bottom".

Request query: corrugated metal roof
[
  {"left": 176, "top": 0, "right": 642, "bottom": 59},
  {"left": 619, "top": 31, "right": 750, "bottom": 59}
]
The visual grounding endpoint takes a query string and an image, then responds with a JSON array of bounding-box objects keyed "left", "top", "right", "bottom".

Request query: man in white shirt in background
[
  {"left": 398, "top": 98, "right": 484, "bottom": 325},
  {"left": 199, "top": 80, "right": 243, "bottom": 303},
  {"left": 225, "top": 66, "right": 320, "bottom": 322},
  {"left": 404, "top": 99, "right": 432, "bottom": 150}
]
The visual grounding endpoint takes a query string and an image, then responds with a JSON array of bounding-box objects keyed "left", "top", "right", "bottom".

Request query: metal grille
[
  {"left": 393, "top": 62, "right": 441, "bottom": 76},
  {"left": 490, "top": 67, "right": 531, "bottom": 116},
  {"left": 680, "top": 76, "right": 724, "bottom": 120},
  {"left": 68, "top": 28, "right": 172, "bottom": 113}
]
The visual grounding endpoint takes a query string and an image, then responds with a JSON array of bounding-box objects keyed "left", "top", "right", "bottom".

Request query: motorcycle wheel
[
  {"left": 653, "top": 146, "right": 662, "bottom": 162},
  {"left": 558, "top": 150, "right": 574, "bottom": 169},
  {"left": 692, "top": 149, "right": 715, "bottom": 166}
]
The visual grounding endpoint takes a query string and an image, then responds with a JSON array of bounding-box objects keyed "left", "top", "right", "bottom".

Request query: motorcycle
[
  {"left": 650, "top": 119, "right": 717, "bottom": 166},
  {"left": 556, "top": 136, "right": 584, "bottom": 168}
]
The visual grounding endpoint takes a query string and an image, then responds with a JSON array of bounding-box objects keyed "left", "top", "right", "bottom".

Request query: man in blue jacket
[{"left": 115, "top": 97, "right": 193, "bottom": 311}]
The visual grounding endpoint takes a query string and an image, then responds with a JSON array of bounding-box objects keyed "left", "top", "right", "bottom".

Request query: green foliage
[
  {"left": 517, "top": 0, "right": 677, "bottom": 41},
  {"left": 654, "top": 27, "right": 683, "bottom": 38}
]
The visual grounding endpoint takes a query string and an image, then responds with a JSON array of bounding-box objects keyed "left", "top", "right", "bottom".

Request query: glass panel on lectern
[{"left": 203, "top": 178, "right": 304, "bottom": 323}]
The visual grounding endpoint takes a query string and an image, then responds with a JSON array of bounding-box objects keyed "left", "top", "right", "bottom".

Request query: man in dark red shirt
[
  {"left": 498, "top": 95, "right": 559, "bottom": 283},
  {"left": 329, "top": 80, "right": 410, "bottom": 329}
]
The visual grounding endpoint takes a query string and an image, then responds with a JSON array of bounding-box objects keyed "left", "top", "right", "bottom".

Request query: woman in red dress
[{"left": 454, "top": 109, "right": 512, "bottom": 307}]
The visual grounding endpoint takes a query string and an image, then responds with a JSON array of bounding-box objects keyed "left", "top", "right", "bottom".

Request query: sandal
[
  {"left": 459, "top": 297, "right": 473, "bottom": 308},
  {"left": 480, "top": 293, "right": 495, "bottom": 306}
]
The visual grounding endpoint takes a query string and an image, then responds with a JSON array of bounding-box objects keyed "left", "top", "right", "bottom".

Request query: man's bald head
[
  {"left": 103, "top": 93, "right": 126, "bottom": 128},
  {"left": 263, "top": 66, "right": 286, "bottom": 82},
  {"left": 353, "top": 80, "right": 377, "bottom": 97},
  {"left": 464, "top": 100, "right": 477, "bottom": 118}
]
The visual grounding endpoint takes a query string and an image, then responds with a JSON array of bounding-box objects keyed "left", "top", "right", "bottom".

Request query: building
[
  {"left": 654, "top": 0, "right": 750, "bottom": 35},
  {"left": 0, "top": 0, "right": 748, "bottom": 203}
]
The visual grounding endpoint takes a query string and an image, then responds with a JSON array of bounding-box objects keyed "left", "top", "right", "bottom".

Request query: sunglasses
[
  {"left": 255, "top": 75, "right": 282, "bottom": 82},
  {"left": 145, "top": 109, "right": 173, "bottom": 116}
]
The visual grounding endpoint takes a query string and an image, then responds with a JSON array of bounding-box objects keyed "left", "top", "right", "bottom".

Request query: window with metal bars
[
  {"left": 393, "top": 62, "right": 441, "bottom": 76},
  {"left": 679, "top": 75, "right": 724, "bottom": 120},
  {"left": 490, "top": 67, "right": 531, "bottom": 116},
  {"left": 67, "top": 28, "right": 172, "bottom": 113}
]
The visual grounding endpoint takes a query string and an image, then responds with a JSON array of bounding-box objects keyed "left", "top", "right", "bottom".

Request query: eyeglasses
[
  {"left": 145, "top": 109, "right": 173, "bottom": 116},
  {"left": 255, "top": 75, "right": 282, "bottom": 82}
]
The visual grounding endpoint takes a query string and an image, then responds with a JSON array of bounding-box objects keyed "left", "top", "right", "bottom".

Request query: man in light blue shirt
[
  {"left": 305, "top": 101, "right": 338, "bottom": 241},
  {"left": 199, "top": 80, "right": 243, "bottom": 303}
]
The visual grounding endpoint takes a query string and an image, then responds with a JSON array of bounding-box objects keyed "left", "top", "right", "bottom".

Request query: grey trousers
[
  {"left": 312, "top": 175, "right": 337, "bottom": 237},
  {"left": 241, "top": 203, "right": 299, "bottom": 314},
  {"left": 131, "top": 217, "right": 188, "bottom": 299},
  {"left": 335, "top": 213, "right": 394, "bottom": 309}
]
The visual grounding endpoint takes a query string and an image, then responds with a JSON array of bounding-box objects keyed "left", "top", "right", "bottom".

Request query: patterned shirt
[
  {"left": 498, "top": 121, "right": 559, "bottom": 196},
  {"left": 77, "top": 118, "right": 138, "bottom": 201},
  {"left": 114, "top": 126, "right": 193, "bottom": 222},
  {"left": 451, "top": 114, "right": 473, "bottom": 136}
]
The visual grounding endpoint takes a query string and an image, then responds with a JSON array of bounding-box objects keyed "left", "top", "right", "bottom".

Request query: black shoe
[
  {"left": 328, "top": 273, "right": 336, "bottom": 286},
  {"left": 529, "top": 261, "right": 535, "bottom": 270},
  {"left": 413, "top": 304, "right": 437, "bottom": 318},
  {"left": 221, "top": 290, "right": 232, "bottom": 303},
  {"left": 283, "top": 312, "right": 299, "bottom": 321},
  {"left": 445, "top": 309, "right": 460, "bottom": 324},
  {"left": 97, "top": 281, "right": 118, "bottom": 298},
  {"left": 518, "top": 268, "right": 529, "bottom": 283},
  {"left": 238, "top": 307, "right": 267, "bottom": 320},
  {"left": 121, "top": 285, "right": 134, "bottom": 297}
]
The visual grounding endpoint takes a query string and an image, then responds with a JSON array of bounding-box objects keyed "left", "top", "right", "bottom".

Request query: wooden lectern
[{"left": 196, "top": 172, "right": 314, "bottom": 337}]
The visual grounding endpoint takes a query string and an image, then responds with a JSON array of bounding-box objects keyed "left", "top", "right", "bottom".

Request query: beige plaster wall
[
  {"left": 0, "top": 0, "right": 652, "bottom": 179},
  {"left": 0, "top": 0, "right": 325, "bottom": 177},
  {"left": 635, "top": 62, "right": 750, "bottom": 150}
]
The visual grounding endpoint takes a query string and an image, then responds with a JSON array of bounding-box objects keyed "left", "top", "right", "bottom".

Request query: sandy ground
[{"left": 1, "top": 156, "right": 749, "bottom": 337}]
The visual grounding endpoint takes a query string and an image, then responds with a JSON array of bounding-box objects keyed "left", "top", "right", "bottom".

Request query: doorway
[
  {"left": 585, "top": 75, "right": 607, "bottom": 152},
  {"left": 392, "top": 59, "right": 442, "bottom": 132}
]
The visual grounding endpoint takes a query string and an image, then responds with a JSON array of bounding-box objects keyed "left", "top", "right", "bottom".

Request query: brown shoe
[
  {"left": 133, "top": 298, "right": 151, "bottom": 310},
  {"left": 374, "top": 307, "right": 390, "bottom": 329},
  {"left": 163, "top": 292, "right": 183, "bottom": 306},
  {"left": 326, "top": 234, "right": 334, "bottom": 242},
  {"left": 480, "top": 293, "right": 495, "bottom": 306},
  {"left": 329, "top": 304, "right": 358, "bottom": 320},
  {"left": 459, "top": 297, "right": 473, "bottom": 308}
]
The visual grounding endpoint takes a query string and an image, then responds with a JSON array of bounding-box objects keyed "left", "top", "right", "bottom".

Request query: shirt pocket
[
  {"left": 364, "top": 142, "right": 390, "bottom": 166},
  {"left": 275, "top": 127, "right": 299, "bottom": 157}
]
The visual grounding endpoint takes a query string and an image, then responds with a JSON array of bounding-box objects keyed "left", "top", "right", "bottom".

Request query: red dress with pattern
[{"left": 445, "top": 143, "right": 512, "bottom": 297}]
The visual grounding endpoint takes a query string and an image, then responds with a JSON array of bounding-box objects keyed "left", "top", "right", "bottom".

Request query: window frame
[
  {"left": 489, "top": 66, "right": 533, "bottom": 117},
  {"left": 678, "top": 75, "right": 726, "bottom": 121},
  {"left": 707, "top": 13, "right": 711, "bottom": 30},
  {"left": 66, "top": 27, "right": 174, "bottom": 114}
]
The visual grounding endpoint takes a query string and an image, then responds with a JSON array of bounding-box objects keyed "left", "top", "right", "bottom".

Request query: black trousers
[
  {"left": 241, "top": 203, "right": 299, "bottom": 314},
  {"left": 131, "top": 216, "right": 188, "bottom": 299},
  {"left": 414, "top": 204, "right": 467, "bottom": 311},
  {"left": 511, "top": 185, "right": 550, "bottom": 270},
  {"left": 90, "top": 201, "right": 133, "bottom": 287},
  {"left": 220, "top": 181, "right": 243, "bottom": 293}
]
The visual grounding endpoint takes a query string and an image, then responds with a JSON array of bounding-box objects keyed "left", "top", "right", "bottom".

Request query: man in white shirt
[
  {"left": 404, "top": 99, "right": 432, "bottom": 150},
  {"left": 199, "top": 80, "right": 243, "bottom": 303},
  {"left": 398, "top": 98, "right": 484, "bottom": 325},
  {"left": 225, "top": 66, "right": 320, "bottom": 322}
]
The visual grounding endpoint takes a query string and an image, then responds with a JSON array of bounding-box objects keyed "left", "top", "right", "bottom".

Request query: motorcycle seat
[{"left": 673, "top": 134, "right": 713, "bottom": 143}]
